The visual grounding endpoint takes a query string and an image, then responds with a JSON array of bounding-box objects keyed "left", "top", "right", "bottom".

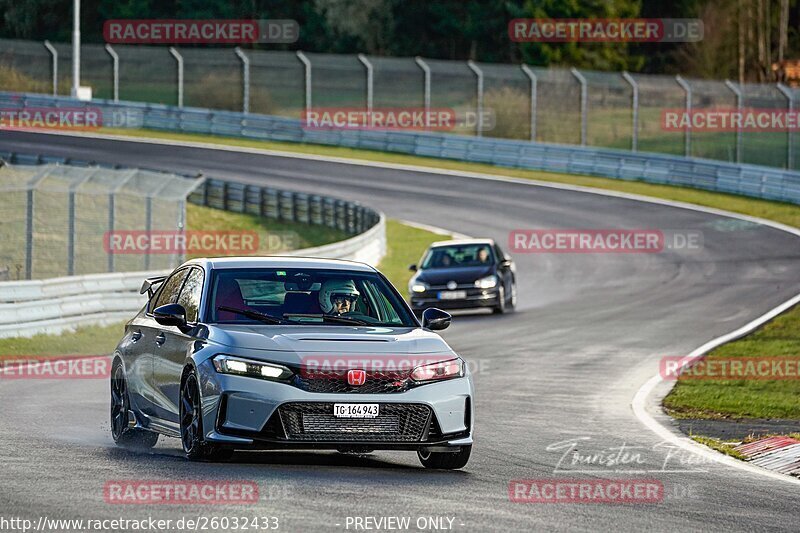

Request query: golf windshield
[
  {"left": 207, "top": 268, "right": 417, "bottom": 326},
  {"left": 421, "top": 244, "right": 495, "bottom": 269}
]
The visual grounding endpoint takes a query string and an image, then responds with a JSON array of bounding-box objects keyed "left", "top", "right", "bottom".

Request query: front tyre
[
  {"left": 110, "top": 364, "right": 159, "bottom": 449},
  {"left": 417, "top": 445, "right": 471, "bottom": 470},
  {"left": 492, "top": 286, "right": 506, "bottom": 314},
  {"left": 180, "top": 369, "right": 234, "bottom": 462}
]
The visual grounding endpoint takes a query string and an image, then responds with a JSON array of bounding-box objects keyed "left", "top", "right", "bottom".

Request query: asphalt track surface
[{"left": 1, "top": 131, "right": 800, "bottom": 532}]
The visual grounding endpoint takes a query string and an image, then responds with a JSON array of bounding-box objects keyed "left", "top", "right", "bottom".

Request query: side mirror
[
  {"left": 421, "top": 308, "right": 451, "bottom": 331},
  {"left": 408, "top": 264, "right": 417, "bottom": 272},
  {"left": 499, "top": 259, "right": 512, "bottom": 268},
  {"left": 153, "top": 303, "right": 191, "bottom": 332}
]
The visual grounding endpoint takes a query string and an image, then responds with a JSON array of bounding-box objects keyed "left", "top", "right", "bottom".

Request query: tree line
[{"left": 0, "top": 0, "right": 797, "bottom": 80}]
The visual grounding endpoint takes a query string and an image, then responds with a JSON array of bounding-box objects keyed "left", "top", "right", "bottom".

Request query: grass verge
[
  {"left": 663, "top": 304, "right": 800, "bottom": 420},
  {"left": 186, "top": 203, "right": 349, "bottom": 255},
  {"left": 690, "top": 436, "right": 747, "bottom": 460},
  {"left": 0, "top": 220, "right": 443, "bottom": 357}
]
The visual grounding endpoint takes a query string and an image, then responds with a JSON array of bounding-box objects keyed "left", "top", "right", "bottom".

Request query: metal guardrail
[{"left": 2, "top": 92, "right": 799, "bottom": 206}]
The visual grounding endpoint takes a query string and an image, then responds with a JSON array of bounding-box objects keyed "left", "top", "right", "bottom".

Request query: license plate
[
  {"left": 334, "top": 403, "right": 379, "bottom": 418},
  {"left": 438, "top": 290, "right": 467, "bottom": 300}
]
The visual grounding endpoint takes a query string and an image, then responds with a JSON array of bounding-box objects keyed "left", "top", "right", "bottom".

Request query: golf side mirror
[
  {"left": 421, "top": 308, "right": 451, "bottom": 331},
  {"left": 408, "top": 264, "right": 417, "bottom": 271}
]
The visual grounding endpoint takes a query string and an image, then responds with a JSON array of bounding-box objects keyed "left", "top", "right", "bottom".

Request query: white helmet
[{"left": 318, "top": 279, "right": 360, "bottom": 314}]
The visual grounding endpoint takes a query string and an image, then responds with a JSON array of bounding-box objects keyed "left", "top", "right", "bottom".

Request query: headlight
[
  {"left": 213, "top": 355, "right": 293, "bottom": 381},
  {"left": 474, "top": 275, "right": 498, "bottom": 289},
  {"left": 410, "top": 282, "right": 429, "bottom": 293},
  {"left": 411, "top": 358, "right": 464, "bottom": 382}
]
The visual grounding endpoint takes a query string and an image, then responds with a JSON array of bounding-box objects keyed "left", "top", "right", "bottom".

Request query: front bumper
[
  {"left": 197, "top": 359, "right": 474, "bottom": 450},
  {"left": 410, "top": 288, "right": 499, "bottom": 311}
]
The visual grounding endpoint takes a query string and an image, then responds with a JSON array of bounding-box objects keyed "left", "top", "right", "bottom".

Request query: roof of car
[
  {"left": 428, "top": 238, "right": 495, "bottom": 248},
  {"left": 183, "top": 256, "right": 376, "bottom": 272}
]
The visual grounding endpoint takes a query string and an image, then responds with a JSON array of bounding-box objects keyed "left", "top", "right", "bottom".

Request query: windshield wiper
[
  {"left": 217, "top": 306, "right": 286, "bottom": 324},
  {"left": 282, "top": 313, "right": 370, "bottom": 326}
]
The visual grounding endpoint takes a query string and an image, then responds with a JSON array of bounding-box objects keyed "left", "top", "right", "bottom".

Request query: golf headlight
[
  {"left": 411, "top": 358, "right": 464, "bottom": 382},
  {"left": 474, "top": 275, "right": 498, "bottom": 289},
  {"left": 410, "top": 282, "right": 429, "bottom": 293},
  {"left": 213, "top": 355, "right": 292, "bottom": 381}
]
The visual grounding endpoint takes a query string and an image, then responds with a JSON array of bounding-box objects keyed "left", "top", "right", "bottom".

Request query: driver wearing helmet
[{"left": 319, "top": 279, "right": 360, "bottom": 315}]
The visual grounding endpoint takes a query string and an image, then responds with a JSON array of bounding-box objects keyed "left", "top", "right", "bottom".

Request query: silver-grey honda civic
[{"left": 110, "top": 257, "right": 474, "bottom": 469}]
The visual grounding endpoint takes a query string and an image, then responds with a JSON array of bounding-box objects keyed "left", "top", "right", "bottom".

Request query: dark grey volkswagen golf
[{"left": 110, "top": 257, "right": 474, "bottom": 469}]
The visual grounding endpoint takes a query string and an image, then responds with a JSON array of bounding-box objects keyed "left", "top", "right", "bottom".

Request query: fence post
[
  {"left": 67, "top": 168, "right": 96, "bottom": 276},
  {"left": 234, "top": 47, "right": 250, "bottom": 114},
  {"left": 777, "top": 83, "right": 794, "bottom": 169},
  {"left": 467, "top": 60, "right": 484, "bottom": 137},
  {"left": 43, "top": 40, "right": 57, "bottom": 96},
  {"left": 724, "top": 80, "right": 742, "bottom": 163},
  {"left": 414, "top": 57, "right": 431, "bottom": 129},
  {"left": 676, "top": 75, "right": 692, "bottom": 157},
  {"left": 296, "top": 51, "right": 312, "bottom": 114},
  {"left": 357, "top": 54, "right": 373, "bottom": 114},
  {"left": 520, "top": 64, "right": 537, "bottom": 142},
  {"left": 105, "top": 44, "right": 119, "bottom": 102},
  {"left": 144, "top": 196, "right": 152, "bottom": 270},
  {"left": 621, "top": 72, "right": 638, "bottom": 152},
  {"left": 25, "top": 187, "right": 33, "bottom": 279},
  {"left": 570, "top": 68, "right": 588, "bottom": 146},
  {"left": 169, "top": 47, "right": 184, "bottom": 108}
]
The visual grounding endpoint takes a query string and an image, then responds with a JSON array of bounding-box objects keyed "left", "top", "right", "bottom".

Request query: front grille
[
  {"left": 279, "top": 402, "right": 432, "bottom": 442},
  {"left": 293, "top": 370, "right": 411, "bottom": 394}
]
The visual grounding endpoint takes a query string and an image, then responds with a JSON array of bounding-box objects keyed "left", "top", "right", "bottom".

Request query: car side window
[
  {"left": 153, "top": 269, "right": 189, "bottom": 310},
  {"left": 176, "top": 268, "right": 204, "bottom": 323}
]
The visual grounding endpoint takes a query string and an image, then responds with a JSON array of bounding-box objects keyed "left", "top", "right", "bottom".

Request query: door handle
[
  {"left": 155, "top": 333, "right": 166, "bottom": 346},
  {"left": 130, "top": 330, "right": 143, "bottom": 342}
]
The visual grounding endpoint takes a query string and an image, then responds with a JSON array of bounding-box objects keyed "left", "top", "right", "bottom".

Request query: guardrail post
[
  {"left": 144, "top": 196, "right": 152, "bottom": 270},
  {"left": 415, "top": 57, "right": 431, "bottom": 130},
  {"left": 571, "top": 68, "right": 588, "bottom": 146},
  {"left": 105, "top": 44, "right": 119, "bottom": 102},
  {"left": 621, "top": 72, "right": 638, "bottom": 152},
  {"left": 724, "top": 80, "right": 743, "bottom": 163},
  {"left": 358, "top": 54, "right": 373, "bottom": 114},
  {"left": 234, "top": 47, "right": 250, "bottom": 114},
  {"left": 169, "top": 47, "right": 184, "bottom": 108},
  {"left": 467, "top": 60, "right": 484, "bottom": 137},
  {"left": 43, "top": 40, "right": 57, "bottom": 96},
  {"left": 777, "top": 83, "right": 794, "bottom": 169},
  {"left": 676, "top": 75, "right": 692, "bottom": 157},
  {"left": 296, "top": 51, "right": 312, "bottom": 115},
  {"left": 520, "top": 65, "right": 537, "bottom": 141}
]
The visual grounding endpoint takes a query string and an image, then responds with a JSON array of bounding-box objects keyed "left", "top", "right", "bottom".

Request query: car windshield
[
  {"left": 207, "top": 268, "right": 417, "bottom": 327},
  {"left": 421, "top": 244, "right": 495, "bottom": 269}
]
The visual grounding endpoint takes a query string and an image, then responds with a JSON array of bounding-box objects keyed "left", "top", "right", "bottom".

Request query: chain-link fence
[
  {"left": 1, "top": 38, "right": 799, "bottom": 170},
  {"left": 0, "top": 161, "right": 200, "bottom": 280}
]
